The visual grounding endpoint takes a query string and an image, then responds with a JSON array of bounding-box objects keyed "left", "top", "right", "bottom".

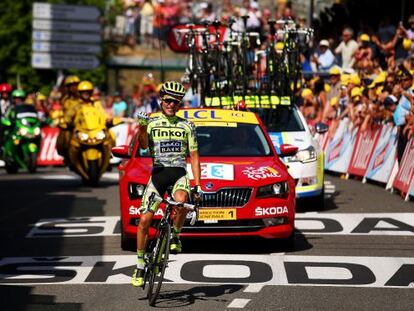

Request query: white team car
[{"left": 251, "top": 105, "right": 328, "bottom": 207}]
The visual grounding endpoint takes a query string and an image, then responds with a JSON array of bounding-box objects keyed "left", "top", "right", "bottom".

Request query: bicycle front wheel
[{"left": 147, "top": 223, "right": 171, "bottom": 306}]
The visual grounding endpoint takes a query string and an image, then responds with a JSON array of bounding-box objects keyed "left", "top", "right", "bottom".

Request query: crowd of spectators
[
  {"left": 298, "top": 13, "right": 414, "bottom": 163},
  {"left": 113, "top": 0, "right": 295, "bottom": 48}
]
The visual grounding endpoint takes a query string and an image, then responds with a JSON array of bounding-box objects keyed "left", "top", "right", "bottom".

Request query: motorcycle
[
  {"left": 67, "top": 104, "right": 114, "bottom": 186},
  {"left": 2, "top": 106, "right": 41, "bottom": 173}
]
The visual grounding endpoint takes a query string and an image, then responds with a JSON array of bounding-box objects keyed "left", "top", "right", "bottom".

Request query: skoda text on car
[
  {"left": 250, "top": 104, "right": 327, "bottom": 206},
  {"left": 114, "top": 108, "right": 296, "bottom": 249}
]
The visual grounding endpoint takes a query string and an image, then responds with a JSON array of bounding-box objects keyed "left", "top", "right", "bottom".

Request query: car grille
[{"left": 200, "top": 187, "right": 253, "bottom": 207}]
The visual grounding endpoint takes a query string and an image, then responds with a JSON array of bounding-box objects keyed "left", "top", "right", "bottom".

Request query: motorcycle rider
[
  {"left": 0, "top": 83, "right": 12, "bottom": 156},
  {"left": 131, "top": 81, "right": 202, "bottom": 287},
  {"left": 65, "top": 81, "right": 106, "bottom": 125},
  {"left": 56, "top": 75, "right": 81, "bottom": 160}
]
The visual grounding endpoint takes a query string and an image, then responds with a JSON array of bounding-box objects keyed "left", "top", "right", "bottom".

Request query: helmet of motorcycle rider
[
  {"left": 12, "top": 89, "right": 26, "bottom": 98},
  {"left": 0, "top": 83, "right": 12, "bottom": 93},
  {"left": 78, "top": 81, "right": 94, "bottom": 92},
  {"left": 65, "top": 75, "right": 80, "bottom": 86},
  {"left": 159, "top": 81, "right": 186, "bottom": 102}
]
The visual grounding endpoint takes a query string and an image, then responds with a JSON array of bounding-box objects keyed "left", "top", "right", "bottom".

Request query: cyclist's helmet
[
  {"left": 78, "top": 81, "right": 94, "bottom": 92},
  {"left": 12, "top": 89, "right": 26, "bottom": 98},
  {"left": 160, "top": 81, "right": 186, "bottom": 101},
  {"left": 65, "top": 75, "right": 80, "bottom": 86},
  {"left": 235, "top": 100, "right": 247, "bottom": 111},
  {"left": 0, "top": 83, "right": 12, "bottom": 93}
]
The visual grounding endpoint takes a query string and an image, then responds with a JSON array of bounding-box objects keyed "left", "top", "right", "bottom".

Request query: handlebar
[{"left": 151, "top": 193, "right": 199, "bottom": 225}]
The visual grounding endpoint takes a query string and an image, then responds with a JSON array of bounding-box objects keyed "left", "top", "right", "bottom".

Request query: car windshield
[
  {"left": 136, "top": 123, "right": 272, "bottom": 157},
  {"left": 250, "top": 106, "right": 305, "bottom": 132},
  {"left": 197, "top": 123, "right": 272, "bottom": 156}
]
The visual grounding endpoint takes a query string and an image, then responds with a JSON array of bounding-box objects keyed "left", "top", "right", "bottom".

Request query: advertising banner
[
  {"left": 348, "top": 125, "right": 382, "bottom": 177},
  {"left": 365, "top": 125, "right": 398, "bottom": 184},
  {"left": 325, "top": 119, "right": 357, "bottom": 173},
  {"left": 37, "top": 127, "right": 64, "bottom": 166},
  {"left": 393, "top": 138, "right": 414, "bottom": 194}
]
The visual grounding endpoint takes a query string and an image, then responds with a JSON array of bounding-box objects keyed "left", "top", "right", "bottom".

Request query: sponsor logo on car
[
  {"left": 129, "top": 206, "right": 164, "bottom": 216},
  {"left": 242, "top": 166, "right": 281, "bottom": 180},
  {"left": 255, "top": 206, "right": 288, "bottom": 216}
]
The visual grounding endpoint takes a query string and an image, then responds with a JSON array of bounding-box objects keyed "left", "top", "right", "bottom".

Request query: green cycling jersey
[{"left": 146, "top": 113, "right": 198, "bottom": 169}]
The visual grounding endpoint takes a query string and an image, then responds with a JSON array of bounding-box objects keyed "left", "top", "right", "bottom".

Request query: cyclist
[
  {"left": 132, "top": 81, "right": 201, "bottom": 287},
  {"left": 57, "top": 75, "right": 81, "bottom": 159}
]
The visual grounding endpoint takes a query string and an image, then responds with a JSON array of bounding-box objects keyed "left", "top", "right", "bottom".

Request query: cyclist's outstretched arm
[{"left": 189, "top": 150, "right": 201, "bottom": 187}]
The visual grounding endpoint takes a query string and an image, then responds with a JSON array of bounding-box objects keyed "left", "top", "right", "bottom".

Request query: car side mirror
[
  {"left": 279, "top": 144, "right": 298, "bottom": 157},
  {"left": 112, "top": 145, "right": 130, "bottom": 159},
  {"left": 315, "top": 122, "right": 329, "bottom": 134}
]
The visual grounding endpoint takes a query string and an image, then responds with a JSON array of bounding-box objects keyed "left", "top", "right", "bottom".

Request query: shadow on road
[
  {"left": 0, "top": 172, "right": 108, "bottom": 310},
  {"left": 143, "top": 285, "right": 243, "bottom": 308},
  {"left": 0, "top": 285, "right": 82, "bottom": 311}
]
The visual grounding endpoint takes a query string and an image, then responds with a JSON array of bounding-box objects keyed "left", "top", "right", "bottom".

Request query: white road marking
[
  {"left": 244, "top": 284, "right": 264, "bottom": 292},
  {"left": 37, "top": 172, "right": 119, "bottom": 181},
  {"left": 26, "top": 213, "right": 414, "bottom": 238},
  {"left": 39, "top": 175, "right": 77, "bottom": 180},
  {"left": 227, "top": 298, "right": 251, "bottom": 308},
  {"left": 0, "top": 254, "right": 413, "bottom": 288}
]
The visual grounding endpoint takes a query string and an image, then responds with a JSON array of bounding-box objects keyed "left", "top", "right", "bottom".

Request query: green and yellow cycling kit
[
  {"left": 141, "top": 113, "right": 198, "bottom": 213},
  {"left": 147, "top": 113, "right": 198, "bottom": 169}
]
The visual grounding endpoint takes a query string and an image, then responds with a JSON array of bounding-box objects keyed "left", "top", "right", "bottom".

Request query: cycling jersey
[{"left": 147, "top": 113, "right": 198, "bottom": 169}]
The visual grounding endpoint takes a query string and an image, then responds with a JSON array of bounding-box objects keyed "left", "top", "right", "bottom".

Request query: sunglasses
[{"left": 163, "top": 98, "right": 181, "bottom": 105}]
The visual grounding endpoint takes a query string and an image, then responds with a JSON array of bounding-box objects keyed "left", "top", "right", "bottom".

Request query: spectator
[
  {"left": 112, "top": 92, "right": 128, "bottom": 118},
  {"left": 335, "top": 27, "right": 359, "bottom": 70},
  {"left": 354, "top": 34, "right": 373, "bottom": 71},
  {"left": 140, "top": 0, "right": 155, "bottom": 48},
  {"left": 326, "top": 66, "right": 342, "bottom": 101},
  {"left": 312, "top": 39, "right": 336, "bottom": 72}
]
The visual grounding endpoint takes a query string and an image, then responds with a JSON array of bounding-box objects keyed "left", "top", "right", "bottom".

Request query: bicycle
[{"left": 141, "top": 192, "right": 198, "bottom": 306}]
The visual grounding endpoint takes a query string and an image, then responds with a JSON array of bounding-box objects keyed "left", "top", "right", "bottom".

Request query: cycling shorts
[{"left": 141, "top": 167, "right": 191, "bottom": 213}]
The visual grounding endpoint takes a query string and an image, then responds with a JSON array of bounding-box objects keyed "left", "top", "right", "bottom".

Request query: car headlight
[
  {"left": 77, "top": 132, "right": 89, "bottom": 141},
  {"left": 18, "top": 128, "right": 28, "bottom": 136},
  {"left": 34, "top": 127, "right": 41, "bottom": 136},
  {"left": 286, "top": 145, "right": 317, "bottom": 163},
  {"left": 128, "top": 183, "right": 146, "bottom": 200},
  {"left": 257, "top": 181, "right": 289, "bottom": 198},
  {"left": 95, "top": 130, "right": 106, "bottom": 140}
]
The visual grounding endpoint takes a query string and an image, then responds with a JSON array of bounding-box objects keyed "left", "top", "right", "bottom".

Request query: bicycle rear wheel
[{"left": 147, "top": 223, "right": 171, "bottom": 306}]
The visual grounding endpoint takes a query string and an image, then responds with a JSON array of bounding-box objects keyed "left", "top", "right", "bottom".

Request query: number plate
[{"left": 198, "top": 209, "right": 237, "bottom": 221}]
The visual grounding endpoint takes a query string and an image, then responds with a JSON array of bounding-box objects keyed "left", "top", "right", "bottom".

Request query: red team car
[{"left": 112, "top": 108, "right": 297, "bottom": 250}]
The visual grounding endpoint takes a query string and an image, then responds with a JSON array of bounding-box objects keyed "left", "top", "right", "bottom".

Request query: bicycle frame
[{"left": 141, "top": 193, "right": 197, "bottom": 306}]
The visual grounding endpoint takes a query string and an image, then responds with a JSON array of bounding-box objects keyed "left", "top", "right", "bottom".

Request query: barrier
[
  {"left": 364, "top": 125, "right": 398, "bottom": 184},
  {"left": 348, "top": 125, "right": 382, "bottom": 178},
  {"left": 392, "top": 138, "right": 414, "bottom": 199},
  {"left": 37, "top": 127, "right": 64, "bottom": 166},
  {"left": 325, "top": 119, "right": 357, "bottom": 173}
]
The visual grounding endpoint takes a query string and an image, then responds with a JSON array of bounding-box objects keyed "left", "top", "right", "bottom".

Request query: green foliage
[{"left": 0, "top": 0, "right": 106, "bottom": 94}]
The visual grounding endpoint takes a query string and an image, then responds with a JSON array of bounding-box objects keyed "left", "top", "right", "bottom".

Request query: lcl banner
[
  {"left": 325, "top": 119, "right": 358, "bottom": 173},
  {"left": 37, "top": 126, "right": 64, "bottom": 166},
  {"left": 348, "top": 125, "right": 382, "bottom": 177},
  {"left": 364, "top": 125, "right": 397, "bottom": 184},
  {"left": 392, "top": 138, "right": 414, "bottom": 195}
]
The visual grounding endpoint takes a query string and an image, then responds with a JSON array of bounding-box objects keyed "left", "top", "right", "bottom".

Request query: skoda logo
[{"left": 205, "top": 182, "right": 213, "bottom": 190}]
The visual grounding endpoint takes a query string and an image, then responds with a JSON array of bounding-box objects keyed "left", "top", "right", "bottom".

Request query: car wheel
[{"left": 121, "top": 229, "right": 135, "bottom": 251}]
